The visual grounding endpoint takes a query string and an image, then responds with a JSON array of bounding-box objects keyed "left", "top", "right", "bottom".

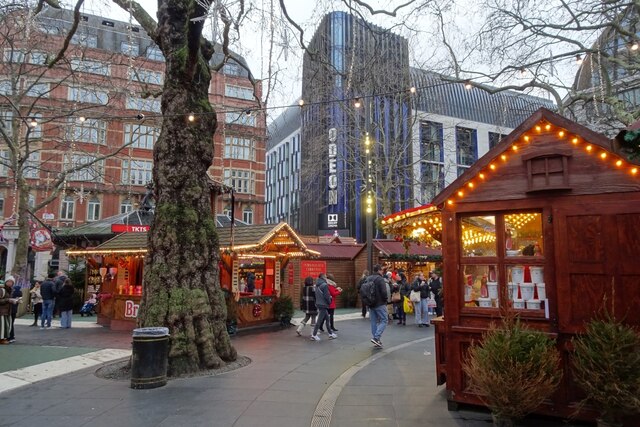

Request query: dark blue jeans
[{"left": 41, "top": 299, "right": 54, "bottom": 327}]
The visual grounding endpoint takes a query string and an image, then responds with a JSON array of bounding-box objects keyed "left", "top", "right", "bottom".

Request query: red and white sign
[
  {"left": 111, "top": 224, "right": 150, "bottom": 233},
  {"left": 300, "top": 261, "right": 326, "bottom": 279},
  {"left": 124, "top": 300, "right": 140, "bottom": 318}
]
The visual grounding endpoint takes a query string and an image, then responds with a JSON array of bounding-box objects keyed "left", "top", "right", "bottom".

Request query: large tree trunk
[{"left": 137, "top": 0, "right": 236, "bottom": 376}]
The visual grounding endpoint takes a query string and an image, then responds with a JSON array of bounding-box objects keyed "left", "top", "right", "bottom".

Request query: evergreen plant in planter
[
  {"left": 571, "top": 312, "right": 640, "bottom": 427},
  {"left": 273, "top": 295, "right": 294, "bottom": 327},
  {"left": 463, "top": 315, "right": 562, "bottom": 427}
]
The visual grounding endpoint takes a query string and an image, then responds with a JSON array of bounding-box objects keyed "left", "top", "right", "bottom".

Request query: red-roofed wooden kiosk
[{"left": 384, "top": 108, "right": 640, "bottom": 423}]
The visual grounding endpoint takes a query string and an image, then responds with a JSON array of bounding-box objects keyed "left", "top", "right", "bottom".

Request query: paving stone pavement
[{"left": 0, "top": 313, "right": 593, "bottom": 427}]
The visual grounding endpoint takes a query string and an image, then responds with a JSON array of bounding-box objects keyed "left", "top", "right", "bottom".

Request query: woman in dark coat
[
  {"left": 57, "top": 278, "right": 75, "bottom": 329},
  {"left": 296, "top": 276, "right": 317, "bottom": 336}
]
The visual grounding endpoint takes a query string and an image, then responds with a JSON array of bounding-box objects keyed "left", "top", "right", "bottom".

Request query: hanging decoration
[{"left": 252, "top": 302, "right": 262, "bottom": 318}]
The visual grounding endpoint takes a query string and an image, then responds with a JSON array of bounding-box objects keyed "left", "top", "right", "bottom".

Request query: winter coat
[
  {"left": 398, "top": 278, "right": 411, "bottom": 298},
  {"left": 367, "top": 273, "right": 388, "bottom": 308},
  {"left": 0, "top": 287, "right": 9, "bottom": 316},
  {"left": 300, "top": 284, "right": 317, "bottom": 315},
  {"left": 9, "top": 286, "right": 22, "bottom": 315},
  {"left": 314, "top": 277, "right": 332, "bottom": 309},
  {"left": 40, "top": 280, "right": 56, "bottom": 300},
  {"left": 54, "top": 275, "right": 67, "bottom": 295},
  {"left": 411, "top": 278, "right": 430, "bottom": 299},
  {"left": 30, "top": 287, "right": 43, "bottom": 305},
  {"left": 429, "top": 277, "right": 443, "bottom": 305},
  {"left": 57, "top": 284, "right": 75, "bottom": 312},
  {"left": 327, "top": 280, "right": 342, "bottom": 309}
]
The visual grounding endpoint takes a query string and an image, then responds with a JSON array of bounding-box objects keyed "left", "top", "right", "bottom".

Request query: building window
[
  {"left": 456, "top": 126, "right": 477, "bottom": 166},
  {"left": 29, "top": 51, "right": 48, "bottom": 65},
  {"left": 26, "top": 82, "right": 50, "bottom": 98},
  {"left": 87, "top": 197, "right": 101, "bottom": 221},
  {"left": 488, "top": 132, "right": 508, "bottom": 150},
  {"left": 146, "top": 46, "right": 164, "bottom": 61},
  {"left": 0, "top": 150, "right": 9, "bottom": 177},
  {"left": 70, "top": 33, "right": 98, "bottom": 48},
  {"left": 420, "top": 121, "right": 443, "bottom": 162},
  {"left": 120, "top": 198, "right": 133, "bottom": 213},
  {"left": 122, "top": 159, "right": 153, "bottom": 186},
  {"left": 420, "top": 162, "right": 444, "bottom": 204},
  {"left": 23, "top": 152, "right": 40, "bottom": 179},
  {"left": 71, "top": 59, "right": 110, "bottom": 76},
  {"left": 130, "top": 68, "right": 163, "bottom": 85},
  {"left": 0, "top": 194, "right": 4, "bottom": 218},
  {"left": 124, "top": 124, "right": 159, "bottom": 149},
  {"left": 60, "top": 196, "right": 75, "bottom": 220},
  {"left": 0, "top": 110, "right": 13, "bottom": 137},
  {"left": 126, "top": 96, "right": 161, "bottom": 113},
  {"left": 224, "top": 136, "right": 255, "bottom": 160},
  {"left": 66, "top": 118, "right": 106, "bottom": 144},
  {"left": 224, "top": 84, "right": 254, "bottom": 100},
  {"left": 225, "top": 112, "right": 256, "bottom": 127},
  {"left": 68, "top": 87, "right": 109, "bottom": 105},
  {"left": 28, "top": 193, "right": 36, "bottom": 208},
  {"left": 3, "top": 49, "right": 25, "bottom": 63},
  {"left": 223, "top": 169, "right": 255, "bottom": 194},
  {"left": 223, "top": 62, "right": 242, "bottom": 76},
  {"left": 242, "top": 208, "right": 253, "bottom": 224},
  {"left": 65, "top": 155, "right": 103, "bottom": 181},
  {"left": 0, "top": 80, "right": 12, "bottom": 95},
  {"left": 121, "top": 41, "right": 139, "bottom": 56},
  {"left": 222, "top": 205, "right": 232, "bottom": 217}
]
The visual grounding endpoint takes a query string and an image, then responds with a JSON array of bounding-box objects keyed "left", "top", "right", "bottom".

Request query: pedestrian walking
[
  {"left": 310, "top": 273, "right": 336, "bottom": 341},
  {"left": 0, "top": 281, "right": 10, "bottom": 344},
  {"left": 6, "top": 276, "right": 21, "bottom": 343},
  {"left": 30, "top": 281, "right": 43, "bottom": 326},
  {"left": 326, "top": 273, "right": 342, "bottom": 332},
  {"left": 356, "top": 270, "right": 369, "bottom": 318},
  {"left": 39, "top": 273, "right": 56, "bottom": 329},
  {"left": 367, "top": 264, "right": 389, "bottom": 348},
  {"left": 296, "top": 276, "right": 317, "bottom": 336}
]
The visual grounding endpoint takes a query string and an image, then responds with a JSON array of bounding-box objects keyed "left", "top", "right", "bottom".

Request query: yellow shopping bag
[{"left": 403, "top": 296, "right": 414, "bottom": 314}]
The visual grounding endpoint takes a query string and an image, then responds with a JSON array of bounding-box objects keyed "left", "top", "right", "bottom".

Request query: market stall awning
[
  {"left": 380, "top": 204, "right": 442, "bottom": 243},
  {"left": 374, "top": 240, "right": 441, "bottom": 260}
]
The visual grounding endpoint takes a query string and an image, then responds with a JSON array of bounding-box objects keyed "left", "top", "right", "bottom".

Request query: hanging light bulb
[
  {"left": 354, "top": 98, "right": 362, "bottom": 108},
  {"left": 630, "top": 41, "right": 639, "bottom": 51},
  {"left": 576, "top": 54, "right": 583, "bottom": 65},
  {"left": 298, "top": 99, "right": 304, "bottom": 106},
  {"left": 188, "top": 113, "right": 195, "bottom": 122},
  {"left": 409, "top": 86, "right": 416, "bottom": 94},
  {"left": 136, "top": 113, "right": 145, "bottom": 120},
  {"left": 29, "top": 117, "right": 38, "bottom": 127},
  {"left": 519, "top": 68, "right": 526, "bottom": 76},
  {"left": 244, "top": 109, "right": 252, "bottom": 116},
  {"left": 464, "top": 80, "right": 473, "bottom": 90},
  {"left": 78, "top": 116, "right": 86, "bottom": 123}
]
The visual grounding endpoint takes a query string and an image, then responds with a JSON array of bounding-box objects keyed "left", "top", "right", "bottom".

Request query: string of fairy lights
[
  {"left": 19, "top": 79, "right": 518, "bottom": 128},
  {"left": 442, "top": 121, "right": 640, "bottom": 208}
]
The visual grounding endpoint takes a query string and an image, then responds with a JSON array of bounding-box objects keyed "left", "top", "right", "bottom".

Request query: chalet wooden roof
[
  {"left": 305, "top": 243, "right": 364, "bottom": 259},
  {"left": 67, "top": 222, "right": 319, "bottom": 258},
  {"left": 431, "top": 107, "right": 640, "bottom": 207}
]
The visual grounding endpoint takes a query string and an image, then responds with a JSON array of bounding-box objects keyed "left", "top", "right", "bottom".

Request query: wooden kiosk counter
[
  {"left": 382, "top": 108, "right": 640, "bottom": 423},
  {"left": 67, "top": 222, "right": 319, "bottom": 330}
]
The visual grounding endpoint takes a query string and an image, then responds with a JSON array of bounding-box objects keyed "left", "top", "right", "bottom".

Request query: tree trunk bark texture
[{"left": 137, "top": 0, "right": 236, "bottom": 376}]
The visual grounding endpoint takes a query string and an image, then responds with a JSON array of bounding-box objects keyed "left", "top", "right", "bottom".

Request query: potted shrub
[
  {"left": 223, "top": 290, "right": 238, "bottom": 336},
  {"left": 273, "top": 295, "right": 294, "bottom": 327},
  {"left": 571, "top": 312, "right": 640, "bottom": 427},
  {"left": 463, "top": 315, "right": 562, "bottom": 427}
]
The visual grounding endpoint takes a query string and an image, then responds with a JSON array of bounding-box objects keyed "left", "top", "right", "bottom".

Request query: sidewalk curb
[{"left": 0, "top": 348, "right": 131, "bottom": 395}]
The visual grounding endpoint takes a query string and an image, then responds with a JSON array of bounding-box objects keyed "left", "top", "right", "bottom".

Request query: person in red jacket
[{"left": 325, "top": 273, "right": 342, "bottom": 332}]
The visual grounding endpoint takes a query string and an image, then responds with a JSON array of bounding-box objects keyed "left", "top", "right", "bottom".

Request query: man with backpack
[{"left": 360, "top": 264, "right": 388, "bottom": 348}]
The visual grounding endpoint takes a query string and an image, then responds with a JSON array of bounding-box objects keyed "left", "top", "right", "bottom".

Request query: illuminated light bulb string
[
  {"left": 20, "top": 80, "right": 502, "bottom": 127},
  {"left": 443, "top": 121, "right": 640, "bottom": 208}
]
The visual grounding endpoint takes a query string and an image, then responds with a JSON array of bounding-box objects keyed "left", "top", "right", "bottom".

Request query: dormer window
[{"left": 522, "top": 147, "right": 572, "bottom": 192}]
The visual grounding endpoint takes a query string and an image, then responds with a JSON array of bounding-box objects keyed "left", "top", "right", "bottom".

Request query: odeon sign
[{"left": 328, "top": 128, "right": 337, "bottom": 205}]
